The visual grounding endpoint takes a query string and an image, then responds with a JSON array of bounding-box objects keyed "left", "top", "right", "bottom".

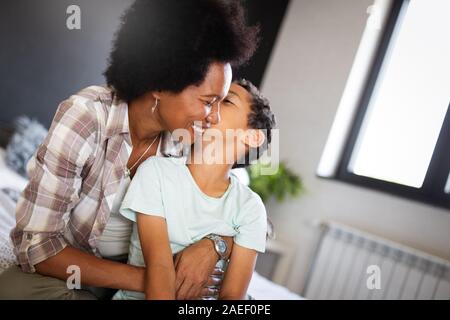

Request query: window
[
  {"left": 317, "top": 0, "right": 450, "bottom": 209},
  {"left": 445, "top": 173, "right": 450, "bottom": 194}
]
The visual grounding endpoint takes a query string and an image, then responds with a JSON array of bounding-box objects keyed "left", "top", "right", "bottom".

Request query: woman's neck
[{"left": 127, "top": 95, "right": 164, "bottom": 146}]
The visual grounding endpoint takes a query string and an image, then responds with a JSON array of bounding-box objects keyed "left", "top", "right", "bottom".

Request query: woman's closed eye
[
  {"left": 202, "top": 100, "right": 214, "bottom": 113},
  {"left": 203, "top": 98, "right": 218, "bottom": 110}
]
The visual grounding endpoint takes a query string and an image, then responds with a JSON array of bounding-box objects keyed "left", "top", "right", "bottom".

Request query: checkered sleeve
[{"left": 10, "top": 97, "right": 98, "bottom": 273}]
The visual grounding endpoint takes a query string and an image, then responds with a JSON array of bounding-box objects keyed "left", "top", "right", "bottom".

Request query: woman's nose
[{"left": 206, "top": 102, "right": 221, "bottom": 125}]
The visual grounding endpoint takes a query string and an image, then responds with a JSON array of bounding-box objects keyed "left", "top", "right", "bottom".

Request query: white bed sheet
[
  {"left": 247, "top": 271, "right": 303, "bottom": 300},
  {"left": 0, "top": 148, "right": 28, "bottom": 192},
  {"left": 0, "top": 148, "right": 24, "bottom": 272},
  {"left": 0, "top": 191, "right": 17, "bottom": 273}
]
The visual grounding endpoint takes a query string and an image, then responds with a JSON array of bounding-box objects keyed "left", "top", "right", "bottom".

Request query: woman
[{"left": 0, "top": 0, "right": 258, "bottom": 300}]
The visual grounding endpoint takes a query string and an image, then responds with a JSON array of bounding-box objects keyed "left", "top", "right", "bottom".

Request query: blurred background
[{"left": 0, "top": 0, "right": 449, "bottom": 299}]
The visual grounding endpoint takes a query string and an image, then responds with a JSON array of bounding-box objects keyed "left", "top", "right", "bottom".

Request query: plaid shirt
[{"left": 11, "top": 85, "right": 180, "bottom": 273}]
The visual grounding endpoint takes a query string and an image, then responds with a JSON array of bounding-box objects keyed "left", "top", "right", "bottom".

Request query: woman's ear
[
  {"left": 152, "top": 91, "right": 162, "bottom": 100},
  {"left": 244, "top": 129, "right": 265, "bottom": 149}
]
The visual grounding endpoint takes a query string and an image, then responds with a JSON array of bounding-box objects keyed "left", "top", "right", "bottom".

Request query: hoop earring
[{"left": 152, "top": 98, "right": 159, "bottom": 113}]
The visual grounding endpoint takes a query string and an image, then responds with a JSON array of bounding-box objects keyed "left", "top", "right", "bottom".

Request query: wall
[
  {"left": 0, "top": 0, "right": 287, "bottom": 127},
  {"left": 261, "top": 0, "right": 450, "bottom": 294},
  {"left": 0, "top": 0, "right": 133, "bottom": 127}
]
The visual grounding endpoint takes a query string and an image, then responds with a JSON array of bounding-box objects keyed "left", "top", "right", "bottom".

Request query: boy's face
[
  {"left": 209, "top": 83, "right": 252, "bottom": 133},
  {"left": 195, "top": 82, "right": 260, "bottom": 165}
]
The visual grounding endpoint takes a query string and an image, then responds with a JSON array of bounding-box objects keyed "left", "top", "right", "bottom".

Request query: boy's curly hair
[{"left": 233, "top": 78, "right": 276, "bottom": 168}]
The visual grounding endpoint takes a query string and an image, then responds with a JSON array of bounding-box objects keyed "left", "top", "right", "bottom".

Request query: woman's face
[{"left": 156, "top": 62, "right": 232, "bottom": 143}]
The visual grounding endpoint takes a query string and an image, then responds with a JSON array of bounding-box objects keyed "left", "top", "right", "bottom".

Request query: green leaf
[{"left": 247, "top": 161, "right": 304, "bottom": 204}]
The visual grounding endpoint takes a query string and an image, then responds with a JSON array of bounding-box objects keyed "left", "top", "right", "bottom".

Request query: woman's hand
[{"left": 174, "top": 236, "right": 233, "bottom": 300}]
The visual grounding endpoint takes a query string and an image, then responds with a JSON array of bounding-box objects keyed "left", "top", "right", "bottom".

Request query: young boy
[{"left": 113, "top": 79, "right": 276, "bottom": 300}]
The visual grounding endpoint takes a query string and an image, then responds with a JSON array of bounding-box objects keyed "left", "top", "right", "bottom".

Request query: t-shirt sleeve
[
  {"left": 119, "top": 157, "right": 165, "bottom": 222},
  {"left": 234, "top": 194, "right": 268, "bottom": 253}
]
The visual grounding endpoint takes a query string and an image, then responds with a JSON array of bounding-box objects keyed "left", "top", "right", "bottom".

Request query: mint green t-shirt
[
  {"left": 114, "top": 156, "right": 267, "bottom": 300},
  {"left": 120, "top": 156, "right": 267, "bottom": 256}
]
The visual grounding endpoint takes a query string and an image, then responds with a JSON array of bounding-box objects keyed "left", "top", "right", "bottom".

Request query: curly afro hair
[{"left": 104, "top": 0, "right": 260, "bottom": 102}]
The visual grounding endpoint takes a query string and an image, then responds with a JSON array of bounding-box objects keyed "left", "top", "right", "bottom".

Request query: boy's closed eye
[
  {"left": 224, "top": 89, "right": 245, "bottom": 108},
  {"left": 222, "top": 98, "right": 236, "bottom": 107}
]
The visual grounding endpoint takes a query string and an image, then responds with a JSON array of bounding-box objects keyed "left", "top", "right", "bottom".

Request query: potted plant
[{"left": 247, "top": 161, "right": 304, "bottom": 239}]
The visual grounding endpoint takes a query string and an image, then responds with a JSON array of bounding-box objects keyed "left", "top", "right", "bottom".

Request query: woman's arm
[
  {"left": 11, "top": 99, "right": 98, "bottom": 273},
  {"left": 35, "top": 246, "right": 144, "bottom": 292},
  {"left": 219, "top": 243, "right": 258, "bottom": 300},
  {"left": 136, "top": 213, "right": 176, "bottom": 299}
]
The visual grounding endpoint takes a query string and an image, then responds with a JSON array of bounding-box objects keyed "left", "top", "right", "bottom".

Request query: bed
[
  {"left": 0, "top": 147, "right": 28, "bottom": 272},
  {"left": 0, "top": 146, "right": 302, "bottom": 299}
]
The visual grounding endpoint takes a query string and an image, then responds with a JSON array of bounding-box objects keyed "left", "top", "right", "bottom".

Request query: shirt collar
[{"left": 103, "top": 89, "right": 131, "bottom": 145}]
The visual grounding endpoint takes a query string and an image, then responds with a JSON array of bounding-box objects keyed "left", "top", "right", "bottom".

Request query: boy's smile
[{"left": 188, "top": 81, "right": 269, "bottom": 167}]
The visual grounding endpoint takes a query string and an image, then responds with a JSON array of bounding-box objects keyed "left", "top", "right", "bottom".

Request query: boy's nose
[{"left": 206, "top": 102, "right": 221, "bottom": 125}]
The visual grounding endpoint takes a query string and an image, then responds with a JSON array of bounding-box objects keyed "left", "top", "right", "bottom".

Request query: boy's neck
[{"left": 186, "top": 159, "right": 234, "bottom": 198}]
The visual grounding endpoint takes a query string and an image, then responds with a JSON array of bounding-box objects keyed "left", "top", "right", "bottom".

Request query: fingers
[
  {"left": 173, "top": 243, "right": 223, "bottom": 299},
  {"left": 176, "top": 276, "right": 210, "bottom": 300},
  {"left": 201, "top": 286, "right": 220, "bottom": 299},
  {"left": 176, "top": 280, "right": 195, "bottom": 300},
  {"left": 175, "top": 272, "right": 184, "bottom": 293},
  {"left": 174, "top": 253, "right": 181, "bottom": 270},
  {"left": 176, "top": 276, "right": 222, "bottom": 299},
  {"left": 186, "top": 283, "right": 202, "bottom": 300},
  {"left": 201, "top": 287, "right": 211, "bottom": 297},
  {"left": 211, "top": 267, "right": 225, "bottom": 276},
  {"left": 177, "top": 277, "right": 208, "bottom": 300}
]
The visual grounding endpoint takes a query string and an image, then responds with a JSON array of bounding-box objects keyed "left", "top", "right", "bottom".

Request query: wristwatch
[{"left": 205, "top": 234, "right": 228, "bottom": 260}]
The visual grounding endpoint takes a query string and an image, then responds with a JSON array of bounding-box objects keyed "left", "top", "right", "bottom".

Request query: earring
[{"left": 152, "top": 98, "right": 159, "bottom": 113}]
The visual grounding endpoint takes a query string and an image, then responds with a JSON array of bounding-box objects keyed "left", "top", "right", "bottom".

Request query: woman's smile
[{"left": 191, "top": 122, "right": 211, "bottom": 134}]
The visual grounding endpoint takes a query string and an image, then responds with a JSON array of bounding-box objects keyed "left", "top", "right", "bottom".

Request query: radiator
[{"left": 302, "top": 221, "right": 450, "bottom": 300}]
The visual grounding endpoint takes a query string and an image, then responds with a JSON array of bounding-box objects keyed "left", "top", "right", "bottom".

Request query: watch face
[{"left": 217, "top": 240, "right": 227, "bottom": 254}]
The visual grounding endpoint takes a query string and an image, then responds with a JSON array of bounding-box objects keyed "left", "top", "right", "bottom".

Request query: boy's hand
[{"left": 174, "top": 237, "right": 232, "bottom": 299}]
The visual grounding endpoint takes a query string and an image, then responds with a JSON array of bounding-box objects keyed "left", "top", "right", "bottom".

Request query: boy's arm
[
  {"left": 219, "top": 243, "right": 258, "bottom": 300},
  {"left": 136, "top": 213, "right": 176, "bottom": 300}
]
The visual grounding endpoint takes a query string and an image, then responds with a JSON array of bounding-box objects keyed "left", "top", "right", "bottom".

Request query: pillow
[
  {"left": 0, "top": 148, "right": 29, "bottom": 193},
  {"left": 1, "top": 188, "right": 21, "bottom": 203},
  {"left": 5, "top": 116, "right": 48, "bottom": 178},
  {"left": 0, "top": 190, "right": 19, "bottom": 274}
]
